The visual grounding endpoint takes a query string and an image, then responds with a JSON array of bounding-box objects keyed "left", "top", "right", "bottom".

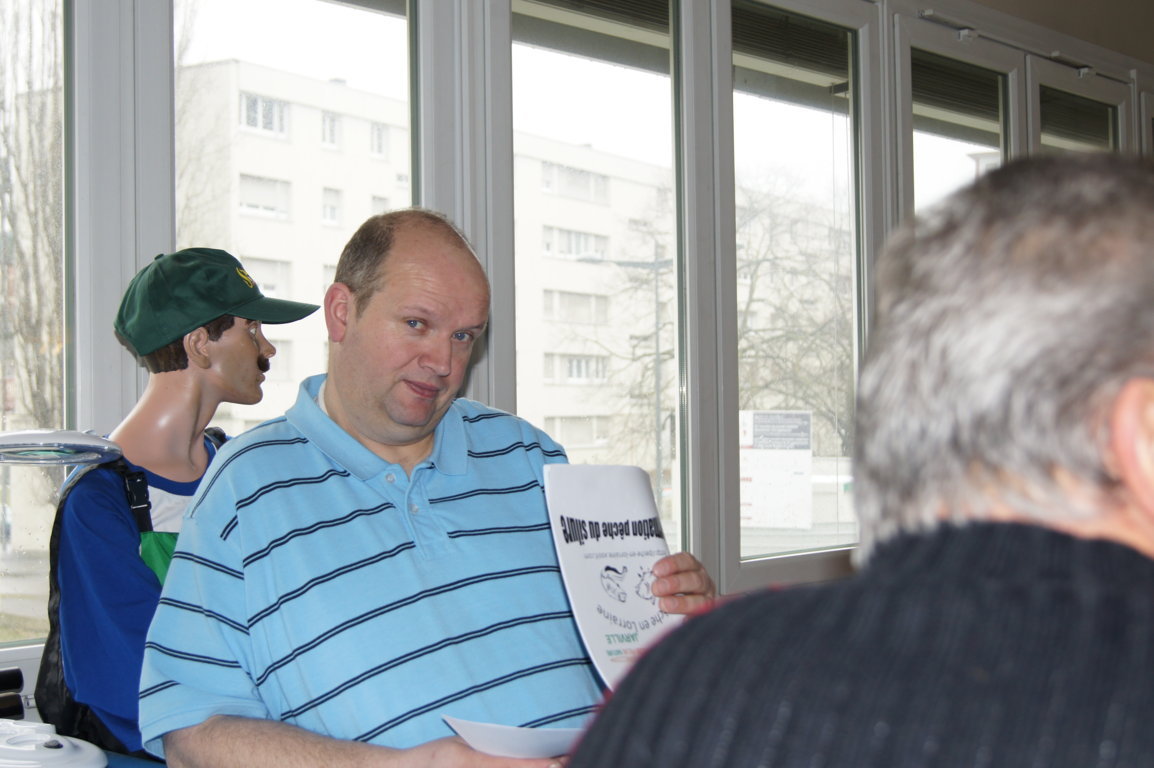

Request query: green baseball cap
[{"left": 114, "top": 247, "right": 320, "bottom": 356}]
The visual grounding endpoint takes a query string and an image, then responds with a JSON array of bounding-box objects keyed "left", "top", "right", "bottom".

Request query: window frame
[
  {"left": 10, "top": 0, "right": 1154, "bottom": 698},
  {"left": 0, "top": 0, "right": 178, "bottom": 705},
  {"left": 892, "top": 10, "right": 1028, "bottom": 220},
  {"left": 1143, "top": 89, "right": 1154, "bottom": 155},
  {"left": 1027, "top": 55, "right": 1133, "bottom": 153},
  {"left": 684, "top": 0, "right": 886, "bottom": 593}
]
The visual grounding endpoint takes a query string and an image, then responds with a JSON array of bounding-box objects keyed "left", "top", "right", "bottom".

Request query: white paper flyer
[{"left": 543, "top": 464, "right": 682, "bottom": 690}]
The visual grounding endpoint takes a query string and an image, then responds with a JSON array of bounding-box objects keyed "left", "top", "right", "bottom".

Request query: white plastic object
[{"left": 0, "top": 719, "right": 107, "bottom": 767}]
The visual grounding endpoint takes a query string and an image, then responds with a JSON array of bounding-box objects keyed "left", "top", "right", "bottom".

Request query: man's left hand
[{"left": 650, "top": 551, "right": 716, "bottom": 615}]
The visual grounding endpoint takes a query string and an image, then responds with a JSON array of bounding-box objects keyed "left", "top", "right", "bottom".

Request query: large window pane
[
  {"left": 0, "top": 0, "right": 65, "bottom": 646},
  {"left": 512, "top": 1, "right": 682, "bottom": 550},
  {"left": 1040, "top": 85, "right": 1116, "bottom": 153},
  {"left": 732, "top": 2, "right": 858, "bottom": 560},
  {"left": 175, "top": 0, "right": 409, "bottom": 433},
  {"left": 912, "top": 48, "right": 1004, "bottom": 210}
]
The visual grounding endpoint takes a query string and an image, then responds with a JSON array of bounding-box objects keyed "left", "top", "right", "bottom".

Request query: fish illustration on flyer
[{"left": 543, "top": 464, "right": 683, "bottom": 690}]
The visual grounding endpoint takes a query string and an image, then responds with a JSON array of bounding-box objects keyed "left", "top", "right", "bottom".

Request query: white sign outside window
[{"left": 739, "top": 410, "right": 813, "bottom": 529}]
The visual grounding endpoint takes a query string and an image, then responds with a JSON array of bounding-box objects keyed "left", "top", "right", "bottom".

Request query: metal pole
[{"left": 653, "top": 245, "right": 662, "bottom": 512}]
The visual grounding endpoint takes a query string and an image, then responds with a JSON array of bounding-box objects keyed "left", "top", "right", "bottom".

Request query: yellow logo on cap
[{"left": 236, "top": 267, "right": 255, "bottom": 288}]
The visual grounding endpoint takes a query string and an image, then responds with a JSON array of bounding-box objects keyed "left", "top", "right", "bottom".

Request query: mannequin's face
[{"left": 206, "top": 318, "right": 276, "bottom": 405}]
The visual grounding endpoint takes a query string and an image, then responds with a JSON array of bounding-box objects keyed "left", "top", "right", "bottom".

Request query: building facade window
[
  {"left": 240, "top": 92, "right": 287, "bottom": 134},
  {"left": 238, "top": 174, "right": 291, "bottom": 219},
  {"left": 370, "top": 122, "right": 389, "bottom": 157},
  {"left": 541, "top": 161, "right": 609, "bottom": 203},
  {"left": 544, "top": 416, "right": 612, "bottom": 447},
  {"left": 238, "top": 256, "right": 291, "bottom": 298},
  {"left": 321, "top": 111, "right": 341, "bottom": 147},
  {"left": 542, "top": 226, "right": 609, "bottom": 260},
  {"left": 544, "top": 353, "right": 609, "bottom": 384},
  {"left": 543, "top": 290, "right": 610, "bottom": 324},
  {"left": 322, "top": 187, "right": 342, "bottom": 224}
]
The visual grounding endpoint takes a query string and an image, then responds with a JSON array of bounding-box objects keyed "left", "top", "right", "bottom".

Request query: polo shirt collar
[{"left": 293, "top": 374, "right": 470, "bottom": 479}]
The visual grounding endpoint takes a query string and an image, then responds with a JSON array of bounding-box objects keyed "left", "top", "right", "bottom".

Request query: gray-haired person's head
[{"left": 854, "top": 153, "right": 1154, "bottom": 558}]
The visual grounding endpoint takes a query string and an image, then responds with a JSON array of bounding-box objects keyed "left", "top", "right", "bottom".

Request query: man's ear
[
  {"left": 325, "top": 282, "right": 353, "bottom": 343},
  {"left": 184, "top": 327, "right": 213, "bottom": 369},
  {"left": 1109, "top": 378, "right": 1154, "bottom": 515}
]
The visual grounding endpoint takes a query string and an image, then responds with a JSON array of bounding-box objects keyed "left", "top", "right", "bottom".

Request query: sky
[
  {"left": 177, "top": 0, "right": 984, "bottom": 210},
  {"left": 178, "top": 0, "right": 409, "bottom": 99}
]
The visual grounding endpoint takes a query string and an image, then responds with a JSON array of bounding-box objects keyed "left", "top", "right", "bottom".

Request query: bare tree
[
  {"left": 0, "top": 0, "right": 64, "bottom": 436},
  {"left": 543, "top": 186, "right": 679, "bottom": 510},
  {"left": 0, "top": 0, "right": 65, "bottom": 642},
  {"left": 734, "top": 183, "right": 855, "bottom": 457},
  {"left": 605, "top": 217, "right": 677, "bottom": 496},
  {"left": 574, "top": 177, "right": 855, "bottom": 475},
  {"left": 174, "top": 0, "right": 234, "bottom": 249}
]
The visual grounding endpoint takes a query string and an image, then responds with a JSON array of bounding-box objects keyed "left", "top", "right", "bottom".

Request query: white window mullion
[
  {"left": 673, "top": 0, "right": 730, "bottom": 589},
  {"left": 70, "top": 0, "right": 175, "bottom": 436}
]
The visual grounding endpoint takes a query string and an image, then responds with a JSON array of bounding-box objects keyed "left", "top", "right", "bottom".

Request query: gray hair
[{"left": 854, "top": 154, "right": 1154, "bottom": 557}]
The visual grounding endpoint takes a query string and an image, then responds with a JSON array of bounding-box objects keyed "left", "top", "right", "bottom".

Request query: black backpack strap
[
  {"left": 109, "top": 459, "right": 152, "bottom": 534},
  {"left": 204, "top": 426, "right": 227, "bottom": 449},
  {"left": 111, "top": 427, "right": 226, "bottom": 535}
]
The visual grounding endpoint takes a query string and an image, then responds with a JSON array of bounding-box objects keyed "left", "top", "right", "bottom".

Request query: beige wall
[{"left": 971, "top": 0, "right": 1154, "bottom": 65}]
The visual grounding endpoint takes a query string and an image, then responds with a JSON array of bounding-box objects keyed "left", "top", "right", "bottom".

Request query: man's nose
[{"left": 420, "top": 337, "right": 452, "bottom": 377}]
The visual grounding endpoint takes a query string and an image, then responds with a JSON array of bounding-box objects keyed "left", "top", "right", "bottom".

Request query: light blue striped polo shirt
[{"left": 139, "top": 374, "right": 602, "bottom": 757}]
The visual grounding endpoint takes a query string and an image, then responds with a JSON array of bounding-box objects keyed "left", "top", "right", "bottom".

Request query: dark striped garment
[{"left": 571, "top": 522, "right": 1154, "bottom": 767}]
